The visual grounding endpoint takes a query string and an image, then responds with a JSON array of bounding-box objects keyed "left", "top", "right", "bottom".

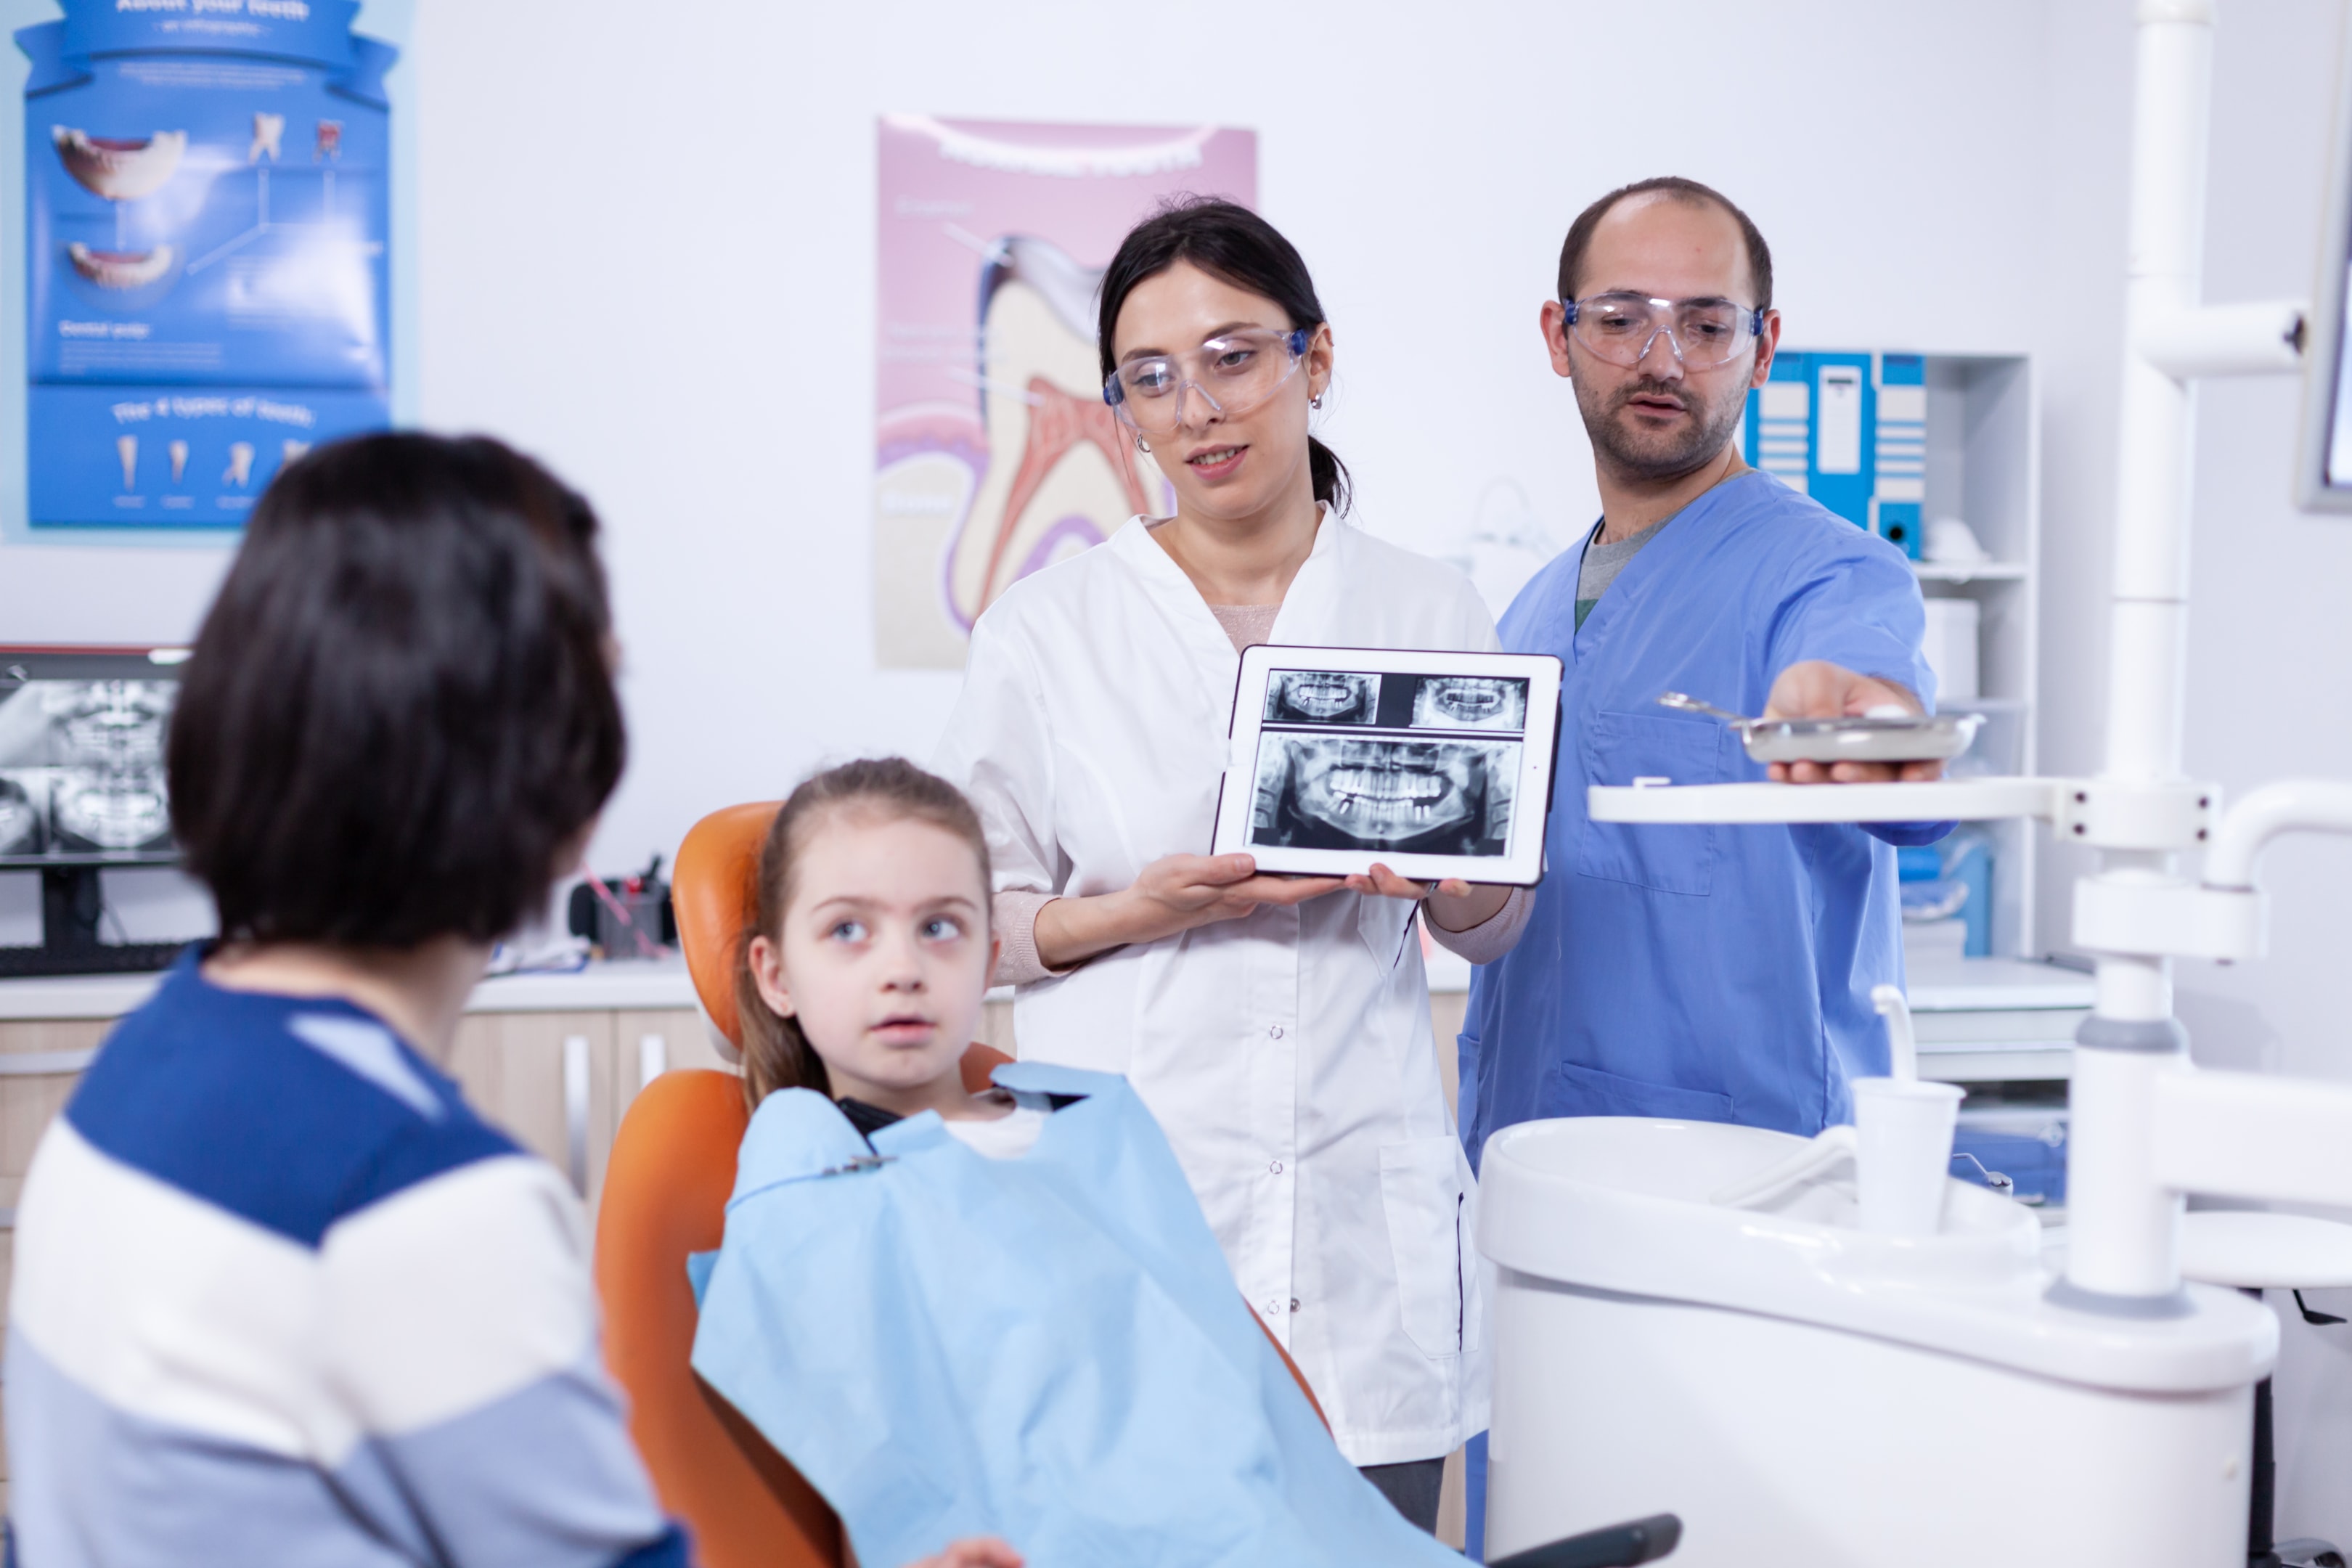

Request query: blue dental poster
[{"left": 16, "top": 1, "right": 394, "bottom": 529}]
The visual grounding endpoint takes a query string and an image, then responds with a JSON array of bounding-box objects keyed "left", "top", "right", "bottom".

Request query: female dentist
[{"left": 934, "top": 198, "right": 1527, "bottom": 1530}]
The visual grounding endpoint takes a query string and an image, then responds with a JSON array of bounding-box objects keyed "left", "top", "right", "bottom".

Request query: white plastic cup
[{"left": 1851, "top": 1077, "right": 1965, "bottom": 1236}]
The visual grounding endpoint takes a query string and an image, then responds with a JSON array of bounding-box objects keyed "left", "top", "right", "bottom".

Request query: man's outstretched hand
[{"left": 1763, "top": 661, "right": 1945, "bottom": 784}]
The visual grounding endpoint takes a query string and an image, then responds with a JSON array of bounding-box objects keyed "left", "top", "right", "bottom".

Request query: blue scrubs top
[{"left": 1461, "top": 472, "right": 1948, "bottom": 1158}]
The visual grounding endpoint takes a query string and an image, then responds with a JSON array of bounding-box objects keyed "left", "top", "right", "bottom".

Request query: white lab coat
[{"left": 934, "top": 512, "right": 1494, "bottom": 1466}]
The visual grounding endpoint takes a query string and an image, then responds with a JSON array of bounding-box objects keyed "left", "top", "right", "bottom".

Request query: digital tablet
[{"left": 1210, "top": 645, "right": 1564, "bottom": 886}]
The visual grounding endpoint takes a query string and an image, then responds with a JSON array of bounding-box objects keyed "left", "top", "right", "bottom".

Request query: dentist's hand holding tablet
[{"left": 1033, "top": 852, "right": 1344, "bottom": 966}]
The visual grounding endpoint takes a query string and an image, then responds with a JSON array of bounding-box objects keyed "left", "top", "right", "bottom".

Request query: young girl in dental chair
[{"left": 688, "top": 758, "right": 1474, "bottom": 1568}]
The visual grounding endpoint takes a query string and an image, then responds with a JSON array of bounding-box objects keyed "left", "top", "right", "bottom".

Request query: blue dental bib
[{"left": 690, "top": 1062, "right": 1461, "bottom": 1568}]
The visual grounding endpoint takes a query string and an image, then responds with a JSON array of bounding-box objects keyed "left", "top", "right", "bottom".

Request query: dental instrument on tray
[
  {"left": 1949, "top": 1150, "right": 2014, "bottom": 1199},
  {"left": 1655, "top": 690, "right": 1982, "bottom": 766}
]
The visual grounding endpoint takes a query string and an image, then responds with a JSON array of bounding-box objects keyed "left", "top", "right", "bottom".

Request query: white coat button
[
  {"left": 1268, "top": 1024, "right": 1284, "bottom": 1040},
  {"left": 1270, "top": 1160, "right": 1284, "bottom": 1175},
  {"left": 1265, "top": 1299, "right": 1281, "bottom": 1316},
  {"left": 1291, "top": 1299, "right": 1301, "bottom": 1312}
]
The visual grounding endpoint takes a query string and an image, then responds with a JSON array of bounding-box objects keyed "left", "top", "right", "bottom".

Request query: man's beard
[{"left": 1575, "top": 371, "right": 1748, "bottom": 482}]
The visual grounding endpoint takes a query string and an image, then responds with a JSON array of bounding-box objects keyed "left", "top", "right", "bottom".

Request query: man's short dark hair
[
  {"left": 169, "top": 432, "right": 626, "bottom": 948},
  {"left": 1556, "top": 176, "right": 1774, "bottom": 311}
]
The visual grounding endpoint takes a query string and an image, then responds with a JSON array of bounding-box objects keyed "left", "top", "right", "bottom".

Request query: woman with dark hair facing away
[
  {"left": 0, "top": 435, "right": 687, "bottom": 1567},
  {"left": 934, "top": 199, "right": 1532, "bottom": 1528},
  {"left": 0, "top": 436, "right": 1010, "bottom": 1568}
]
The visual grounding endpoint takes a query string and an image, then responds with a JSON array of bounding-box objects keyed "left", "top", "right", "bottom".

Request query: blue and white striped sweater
[{"left": 5, "top": 949, "right": 685, "bottom": 1568}]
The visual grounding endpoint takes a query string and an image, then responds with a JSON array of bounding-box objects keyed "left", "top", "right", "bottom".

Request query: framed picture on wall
[{"left": 870, "top": 115, "right": 1257, "bottom": 669}]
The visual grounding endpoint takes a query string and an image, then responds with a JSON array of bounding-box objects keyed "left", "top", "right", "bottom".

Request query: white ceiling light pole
[{"left": 2065, "top": 0, "right": 2322, "bottom": 1312}]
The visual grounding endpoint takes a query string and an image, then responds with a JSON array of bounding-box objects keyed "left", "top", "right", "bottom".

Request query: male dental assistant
[{"left": 1459, "top": 176, "right": 1951, "bottom": 1166}]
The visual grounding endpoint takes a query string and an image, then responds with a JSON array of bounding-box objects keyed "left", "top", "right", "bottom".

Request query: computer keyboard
[{"left": 0, "top": 942, "right": 187, "bottom": 978}]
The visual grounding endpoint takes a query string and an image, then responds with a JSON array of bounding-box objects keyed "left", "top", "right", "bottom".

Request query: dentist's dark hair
[{"left": 1097, "top": 195, "right": 1352, "bottom": 515}]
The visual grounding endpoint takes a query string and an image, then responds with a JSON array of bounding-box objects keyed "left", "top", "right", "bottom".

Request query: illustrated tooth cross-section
[
  {"left": 948, "top": 234, "right": 1158, "bottom": 629},
  {"left": 870, "top": 115, "right": 1257, "bottom": 667}
]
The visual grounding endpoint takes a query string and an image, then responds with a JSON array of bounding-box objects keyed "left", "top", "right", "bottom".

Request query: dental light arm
[
  {"left": 2154, "top": 1069, "right": 2352, "bottom": 1211},
  {"left": 2200, "top": 780, "right": 2352, "bottom": 890},
  {"left": 2136, "top": 298, "right": 2308, "bottom": 379}
]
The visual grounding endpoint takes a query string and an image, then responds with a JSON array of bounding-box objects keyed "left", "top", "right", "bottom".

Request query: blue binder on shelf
[{"left": 1741, "top": 351, "right": 1927, "bottom": 558}]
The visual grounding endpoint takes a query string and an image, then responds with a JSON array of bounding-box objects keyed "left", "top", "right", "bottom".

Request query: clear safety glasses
[
  {"left": 1102, "top": 327, "right": 1312, "bottom": 436},
  {"left": 1561, "top": 293, "right": 1765, "bottom": 369}
]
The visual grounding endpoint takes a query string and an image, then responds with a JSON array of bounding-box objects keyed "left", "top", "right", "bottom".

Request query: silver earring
[
  {"left": 1311, "top": 395, "right": 1323, "bottom": 409},
  {"left": 1137, "top": 437, "right": 1152, "bottom": 454}
]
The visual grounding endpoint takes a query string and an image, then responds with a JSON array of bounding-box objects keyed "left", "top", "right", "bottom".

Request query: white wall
[{"left": 2035, "top": 0, "right": 2352, "bottom": 1543}]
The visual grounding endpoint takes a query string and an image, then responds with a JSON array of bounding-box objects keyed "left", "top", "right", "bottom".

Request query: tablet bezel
[{"left": 1211, "top": 644, "right": 1563, "bottom": 886}]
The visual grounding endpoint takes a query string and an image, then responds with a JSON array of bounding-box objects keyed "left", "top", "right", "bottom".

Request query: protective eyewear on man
[
  {"left": 1103, "top": 327, "right": 1312, "bottom": 436},
  {"left": 1561, "top": 293, "right": 1765, "bottom": 369}
]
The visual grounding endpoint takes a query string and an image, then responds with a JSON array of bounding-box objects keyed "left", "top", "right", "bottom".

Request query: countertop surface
[
  {"left": 0, "top": 952, "right": 2089, "bottom": 1022},
  {"left": 1904, "top": 955, "right": 2096, "bottom": 1012},
  {"left": 0, "top": 955, "right": 701, "bottom": 1021}
]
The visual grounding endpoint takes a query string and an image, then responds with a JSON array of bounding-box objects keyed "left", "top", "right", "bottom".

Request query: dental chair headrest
[{"left": 672, "top": 801, "right": 783, "bottom": 1056}]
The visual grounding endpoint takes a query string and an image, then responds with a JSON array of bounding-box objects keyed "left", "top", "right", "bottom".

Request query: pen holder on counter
[{"left": 568, "top": 854, "right": 677, "bottom": 960}]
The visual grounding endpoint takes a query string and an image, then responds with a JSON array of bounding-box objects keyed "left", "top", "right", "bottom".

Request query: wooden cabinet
[
  {"left": 0, "top": 1020, "right": 107, "bottom": 1223},
  {"left": 446, "top": 1010, "right": 620, "bottom": 1206},
  {"left": 441, "top": 1006, "right": 730, "bottom": 1215},
  {"left": 0, "top": 1018, "right": 110, "bottom": 1501}
]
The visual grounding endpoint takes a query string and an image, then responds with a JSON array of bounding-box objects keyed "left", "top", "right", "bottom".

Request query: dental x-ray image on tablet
[
  {"left": 1250, "top": 735, "right": 1516, "bottom": 855},
  {"left": 1265, "top": 669, "right": 1380, "bottom": 725},
  {"left": 1212, "top": 645, "right": 1562, "bottom": 886},
  {"left": 1410, "top": 675, "right": 1527, "bottom": 731}
]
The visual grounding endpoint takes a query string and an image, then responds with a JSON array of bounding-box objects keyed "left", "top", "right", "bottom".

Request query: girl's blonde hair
[{"left": 734, "top": 757, "right": 993, "bottom": 1108}]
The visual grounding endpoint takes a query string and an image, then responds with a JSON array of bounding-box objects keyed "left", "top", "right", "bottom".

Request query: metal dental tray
[{"left": 1657, "top": 692, "right": 1983, "bottom": 766}]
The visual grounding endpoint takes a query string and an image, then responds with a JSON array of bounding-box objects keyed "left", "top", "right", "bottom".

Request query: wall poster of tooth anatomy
[
  {"left": 874, "top": 115, "right": 1257, "bottom": 668},
  {"left": 12, "top": 0, "right": 396, "bottom": 531},
  {"left": 1212, "top": 645, "right": 1564, "bottom": 887}
]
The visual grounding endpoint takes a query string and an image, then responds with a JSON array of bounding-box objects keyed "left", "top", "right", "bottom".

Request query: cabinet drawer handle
[{"left": 563, "top": 1034, "right": 590, "bottom": 1196}]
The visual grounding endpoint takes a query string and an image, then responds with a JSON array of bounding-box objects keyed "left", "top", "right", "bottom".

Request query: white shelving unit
[{"left": 1915, "top": 351, "right": 2041, "bottom": 961}]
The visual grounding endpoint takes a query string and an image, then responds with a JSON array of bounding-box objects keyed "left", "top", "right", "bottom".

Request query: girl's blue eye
[
  {"left": 828, "top": 919, "right": 867, "bottom": 942},
  {"left": 921, "top": 915, "right": 964, "bottom": 942}
]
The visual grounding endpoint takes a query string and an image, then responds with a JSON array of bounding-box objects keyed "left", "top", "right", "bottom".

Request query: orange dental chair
[{"left": 592, "top": 801, "right": 1326, "bottom": 1568}]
